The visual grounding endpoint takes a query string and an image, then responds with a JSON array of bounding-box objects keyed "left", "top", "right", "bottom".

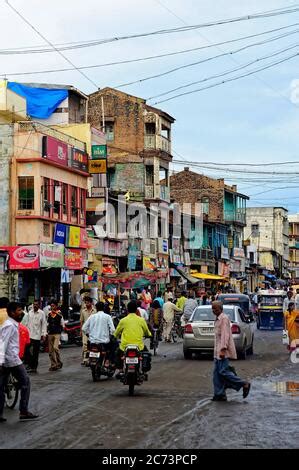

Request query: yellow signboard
[
  {"left": 68, "top": 226, "right": 80, "bottom": 247},
  {"left": 88, "top": 159, "right": 107, "bottom": 174}
]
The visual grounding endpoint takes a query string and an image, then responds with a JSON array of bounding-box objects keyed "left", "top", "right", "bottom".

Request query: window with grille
[
  {"left": 202, "top": 197, "right": 209, "bottom": 215},
  {"left": 62, "top": 183, "right": 68, "bottom": 215},
  {"left": 18, "top": 177, "right": 34, "bottom": 210},
  {"left": 105, "top": 121, "right": 114, "bottom": 141},
  {"left": 71, "top": 186, "right": 77, "bottom": 218}
]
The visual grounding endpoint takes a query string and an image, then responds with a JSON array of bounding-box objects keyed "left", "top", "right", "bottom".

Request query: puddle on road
[{"left": 263, "top": 381, "right": 299, "bottom": 396}]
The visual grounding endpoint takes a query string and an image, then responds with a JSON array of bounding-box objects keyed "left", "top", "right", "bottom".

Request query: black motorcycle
[
  {"left": 60, "top": 318, "right": 82, "bottom": 347},
  {"left": 117, "top": 345, "right": 152, "bottom": 396},
  {"left": 87, "top": 342, "right": 116, "bottom": 382}
]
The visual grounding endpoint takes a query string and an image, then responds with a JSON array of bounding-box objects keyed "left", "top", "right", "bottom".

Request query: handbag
[{"left": 282, "top": 329, "right": 289, "bottom": 345}]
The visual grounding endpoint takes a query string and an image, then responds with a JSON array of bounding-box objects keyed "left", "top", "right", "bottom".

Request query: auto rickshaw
[
  {"left": 217, "top": 294, "right": 255, "bottom": 322},
  {"left": 256, "top": 289, "right": 286, "bottom": 330}
]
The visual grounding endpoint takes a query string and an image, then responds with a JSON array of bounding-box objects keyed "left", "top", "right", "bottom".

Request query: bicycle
[
  {"left": 151, "top": 327, "right": 159, "bottom": 356},
  {"left": 5, "top": 372, "right": 19, "bottom": 409},
  {"left": 171, "top": 315, "right": 184, "bottom": 342}
]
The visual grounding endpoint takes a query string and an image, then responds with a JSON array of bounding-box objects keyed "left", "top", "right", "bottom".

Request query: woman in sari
[{"left": 284, "top": 302, "right": 299, "bottom": 351}]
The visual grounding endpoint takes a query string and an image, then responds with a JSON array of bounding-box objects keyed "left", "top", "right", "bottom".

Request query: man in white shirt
[
  {"left": 82, "top": 301, "right": 116, "bottom": 365},
  {"left": 0, "top": 302, "right": 38, "bottom": 422},
  {"left": 22, "top": 299, "right": 47, "bottom": 373},
  {"left": 163, "top": 300, "right": 182, "bottom": 342},
  {"left": 137, "top": 300, "right": 149, "bottom": 322}
]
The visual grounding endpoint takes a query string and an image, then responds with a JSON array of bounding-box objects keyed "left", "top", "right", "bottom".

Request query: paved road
[{"left": 1, "top": 330, "right": 298, "bottom": 449}]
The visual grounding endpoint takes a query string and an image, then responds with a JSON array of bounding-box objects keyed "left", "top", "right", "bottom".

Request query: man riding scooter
[{"left": 114, "top": 300, "right": 152, "bottom": 379}]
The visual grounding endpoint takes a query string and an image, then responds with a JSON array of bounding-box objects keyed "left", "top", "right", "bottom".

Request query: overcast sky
[{"left": 1, "top": 0, "right": 299, "bottom": 213}]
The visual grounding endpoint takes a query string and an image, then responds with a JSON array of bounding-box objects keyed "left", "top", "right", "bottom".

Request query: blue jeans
[{"left": 213, "top": 358, "right": 246, "bottom": 397}]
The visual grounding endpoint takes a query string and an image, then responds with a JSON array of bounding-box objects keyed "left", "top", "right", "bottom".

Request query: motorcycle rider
[
  {"left": 80, "top": 296, "right": 96, "bottom": 365},
  {"left": 82, "top": 302, "right": 116, "bottom": 367},
  {"left": 113, "top": 300, "right": 152, "bottom": 378}
]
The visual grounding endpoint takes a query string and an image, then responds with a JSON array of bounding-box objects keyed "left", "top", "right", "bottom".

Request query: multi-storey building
[
  {"left": 88, "top": 88, "right": 175, "bottom": 285},
  {"left": 244, "top": 207, "right": 290, "bottom": 282},
  {"left": 0, "top": 81, "right": 90, "bottom": 304},
  {"left": 169, "top": 168, "right": 249, "bottom": 290}
]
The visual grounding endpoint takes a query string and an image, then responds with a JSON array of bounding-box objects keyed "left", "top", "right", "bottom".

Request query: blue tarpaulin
[{"left": 7, "top": 82, "right": 68, "bottom": 119}]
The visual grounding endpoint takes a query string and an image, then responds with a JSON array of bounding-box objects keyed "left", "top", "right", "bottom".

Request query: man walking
[
  {"left": 47, "top": 301, "right": 64, "bottom": 371},
  {"left": 183, "top": 293, "right": 198, "bottom": 323},
  {"left": 0, "top": 302, "right": 38, "bottom": 422},
  {"left": 212, "top": 301, "right": 250, "bottom": 401},
  {"left": 283, "top": 290, "right": 295, "bottom": 312},
  {"left": 80, "top": 296, "right": 96, "bottom": 365},
  {"left": 22, "top": 300, "right": 47, "bottom": 373}
]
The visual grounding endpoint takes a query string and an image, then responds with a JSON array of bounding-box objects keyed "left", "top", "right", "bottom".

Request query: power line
[
  {"left": 2, "top": 23, "right": 299, "bottom": 77},
  {"left": 4, "top": 0, "right": 99, "bottom": 90},
  {"left": 153, "top": 0, "right": 299, "bottom": 111},
  {"left": 115, "top": 29, "right": 299, "bottom": 89},
  {"left": 2, "top": 5, "right": 299, "bottom": 55},
  {"left": 152, "top": 52, "right": 299, "bottom": 105}
]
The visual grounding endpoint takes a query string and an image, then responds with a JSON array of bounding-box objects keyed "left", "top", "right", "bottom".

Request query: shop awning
[
  {"left": 172, "top": 266, "right": 200, "bottom": 285},
  {"left": 191, "top": 272, "right": 227, "bottom": 280}
]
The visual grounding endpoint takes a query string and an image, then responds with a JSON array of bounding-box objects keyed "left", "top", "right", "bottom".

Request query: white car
[{"left": 183, "top": 305, "right": 255, "bottom": 360}]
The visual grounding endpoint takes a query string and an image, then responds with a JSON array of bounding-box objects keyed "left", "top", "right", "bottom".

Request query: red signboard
[
  {"left": 71, "top": 148, "right": 88, "bottom": 172},
  {"left": 65, "top": 248, "right": 84, "bottom": 269},
  {"left": 80, "top": 228, "right": 88, "bottom": 249},
  {"left": 42, "top": 136, "right": 68, "bottom": 166},
  {"left": 9, "top": 246, "right": 39, "bottom": 270}
]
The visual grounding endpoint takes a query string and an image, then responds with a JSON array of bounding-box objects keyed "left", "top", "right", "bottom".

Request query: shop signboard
[
  {"left": 40, "top": 244, "right": 64, "bottom": 268},
  {"left": 158, "top": 238, "right": 168, "bottom": 254},
  {"left": 233, "top": 247, "right": 245, "bottom": 258},
  {"left": 88, "top": 159, "right": 107, "bottom": 174},
  {"left": 9, "top": 245, "right": 39, "bottom": 270},
  {"left": 86, "top": 198, "right": 105, "bottom": 212},
  {"left": 64, "top": 249, "right": 84, "bottom": 270},
  {"left": 92, "top": 145, "right": 107, "bottom": 159},
  {"left": 54, "top": 223, "right": 67, "bottom": 245},
  {"left": 42, "top": 136, "right": 68, "bottom": 166},
  {"left": 71, "top": 148, "right": 88, "bottom": 172},
  {"left": 91, "top": 187, "right": 106, "bottom": 198},
  {"left": 221, "top": 245, "right": 230, "bottom": 260}
]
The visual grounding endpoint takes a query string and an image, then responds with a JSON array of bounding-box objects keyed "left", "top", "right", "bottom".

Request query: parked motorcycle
[
  {"left": 117, "top": 345, "right": 152, "bottom": 396},
  {"left": 60, "top": 318, "right": 82, "bottom": 347},
  {"left": 87, "top": 342, "right": 116, "bottom": 382}
]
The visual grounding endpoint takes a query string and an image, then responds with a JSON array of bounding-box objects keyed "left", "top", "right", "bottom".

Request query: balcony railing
[
  {"left": 144, "top": 134, "right": 171, "bottom": 154},
  {"left": 224, "top": 209, "right": 246, "bottom": 225}
]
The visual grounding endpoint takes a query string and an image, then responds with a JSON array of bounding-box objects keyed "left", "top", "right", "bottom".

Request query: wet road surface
[{"left": 1, "top": 329, "right": 298, "bottom": 449}]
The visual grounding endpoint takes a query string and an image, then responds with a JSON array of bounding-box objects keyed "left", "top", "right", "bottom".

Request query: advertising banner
[
  {"left": 233, "top": 247, "right": 245, "bottom": 258},
  {"left": 9, "top": 245, "right": 39, "bottom": 270},
  {"left": 67, "top": 226, "right": 80, "bottom": 248},
  {"left": 80, "top": 228, "right": 88, "bottom": 249},
  {"left": 42, "top": 136, "right": 68, "bottom": 166},
  {"left": 40, "top": 244, "right": 64, "bottom": 268},
  {"left": 128, "top": 246, "right": 138, "bottom": 270},
  {"left": 86, "top": 198, "right": 105, "bottom": 211},
  {"left": 54, "top": 223, "right": 67, "bottom": 245},
  {"left": 143, "top": 256, "right": 156, "bottom": 271},
  {"left": 64, "top": 249, "right": 84, "bottom": 270},
  {"left": 71, "top": 148, "right": 88, "bottom": 172}
]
